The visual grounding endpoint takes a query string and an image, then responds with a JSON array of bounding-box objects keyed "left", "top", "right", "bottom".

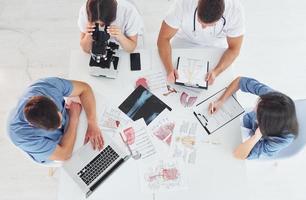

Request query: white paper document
[
  {"left": 148, "top": 109, "right": 175, "bottom": 146},
  {"left": 145, "top": 71, "right": 168, "bottom": 94},
  {"left": 176, "top": 57, "right": 208, "bottom": 88},
  {"left": 170, "top": 119, "right": 198, "bottom": 164},
  {"left": 193, "top": 88, "right": 244, "bottom": 134},
  {"left": 121, "top": 118, "right": 157, "bottom": 160},
  {"left": 98, "top": 105, "right": 131, "bottom": 138},
  {"left": 138, "top": 159, "right": 187, "bottom": 193}
]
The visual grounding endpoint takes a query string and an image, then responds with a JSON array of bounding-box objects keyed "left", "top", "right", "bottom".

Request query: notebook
[
  {"left": 193, "top": 88, "right": 244, "bottom": 134},
  {"left": 175, "top": 57, "right": 209, "bottom": 89}
]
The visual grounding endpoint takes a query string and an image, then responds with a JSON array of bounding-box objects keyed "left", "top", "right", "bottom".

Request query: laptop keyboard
[{"left": 77, "top": 145, "right": 119, "bottom": 186}]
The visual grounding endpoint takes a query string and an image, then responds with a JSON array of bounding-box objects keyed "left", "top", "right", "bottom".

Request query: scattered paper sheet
[
  {"left": 99, "top": 106, "right": 131, "bottom": 129},
  {"left": 180, "top": 91, "right": 198, "bottom": 108},
  {"left": 121, "top": 118, "right": 157, "bottom": 160},
  {"left": 170, "top": 119, "right": 198, "bottom": 164},
  {"left": 139, "top": 159, "right": 187, "bottom": 193},
  {"left": 148, "top": 109, "right": 175, "bottom": 146},
  {"left": 144, "top": 71, "right": 168, "bottom": 94}
]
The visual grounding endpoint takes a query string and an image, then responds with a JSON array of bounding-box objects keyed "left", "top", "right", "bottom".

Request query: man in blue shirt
[
  {"left": 8, "top": 77, "right": 104, "bottom": 163},
  {"left": 209, "top": 77, "right": 298, "bottom": 159}
]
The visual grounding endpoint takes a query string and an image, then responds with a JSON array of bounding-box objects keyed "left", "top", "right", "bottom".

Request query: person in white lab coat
[
  {"left": 157, "top": 0, "right": 245, "bottom": 85},
  {"left": 78, "top": 0, "right": 143, "bottom": 53}
]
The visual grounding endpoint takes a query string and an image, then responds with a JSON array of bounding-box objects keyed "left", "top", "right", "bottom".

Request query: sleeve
[
  {"left": 20, "top": 136, "right": 58, "bottom": 163},
  {"left": 239, "top": 77, "right": 274, "bottom": 96},
  {"left": 124, "top": 6, "right": 143, "bottom": 36},
  {"left": 164, "top": 0, "right": 184, "bottom": 29},
  {"left": 226, "top": 0, "right": 245, "bottom": 37},
  {"left": 247, "top": 135, "right": 294, "bottom": 159},
  {"left": 39, "top": 77, "right": 73, "bottom": 97},
  {"left": 77, "top": 3, "right": 88, "bottom": 33}
]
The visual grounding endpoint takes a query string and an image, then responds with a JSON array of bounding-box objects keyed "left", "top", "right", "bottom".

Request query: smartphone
[{"left": 130, "top": 53, "right": 141, "bottom": 71}]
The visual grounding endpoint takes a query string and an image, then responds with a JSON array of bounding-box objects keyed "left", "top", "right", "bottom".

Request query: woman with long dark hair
[
  {"left": 209, "top": 77, "right": 298, "bottom": 159},
  {"left": 78, "top": 0, "right": 143, "bottom": 53}
]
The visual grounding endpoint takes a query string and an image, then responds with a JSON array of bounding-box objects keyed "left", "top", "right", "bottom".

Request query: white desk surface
[{"left": 58, "top": 48, "right": 248, "bottom": 200}]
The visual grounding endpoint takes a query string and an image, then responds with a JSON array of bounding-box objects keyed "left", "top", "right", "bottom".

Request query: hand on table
[{"left": 84, "top": 123, "right": 104, "bottom": 151}]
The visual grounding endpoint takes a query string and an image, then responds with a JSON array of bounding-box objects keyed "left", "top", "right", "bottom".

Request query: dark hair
[
  {"left": 197, "top": 0, "right": 225, "bottom": 23},
  {"left": 257, "top": 92, "right": 298, "bottom": 137},
  {"left": 86, "top": 0, "right": 117, "bottom": 25},
  {"left": 24, "top": 96, "right": 60, "bottom": 131}
]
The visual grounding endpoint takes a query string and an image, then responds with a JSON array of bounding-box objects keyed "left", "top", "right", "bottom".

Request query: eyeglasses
[{"left": 193, "top": 8, "right": 226, "bottom": 37}]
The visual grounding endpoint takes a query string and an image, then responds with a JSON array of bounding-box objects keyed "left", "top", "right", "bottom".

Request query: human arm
[
  {"left": 25, "top": 78, "right": 101, "bottom": 161},
  {"left": 233, "top": 128, "right": 262, "bottom": 160},
  {"left": 107, "top": 25, "right": 138, "bottom": 53},
  {"left": 80, "top": 23, "right": 95, "bottom": 53},
  {"left": 206, "top": 36, "right": 243, "bottom": 85},
  {"left": 234, "top": 129, "right": 295, "bottom": 160},
  {"left": 49, "top": 102, "right": 82, "bottom": 161},
  {"left": 69, "top": 80, "right": 103, "bottom": 150},
  {"left": 209, "top": 76, "right": 241, "bottom": 114},
  {"left": 157, "top": 21, "right": 179, "bottom": 83},
  {"left": 209, "top": 76, "right": 274, "bottom": 114},
  {"left": 49, "top": 79, "right": 103, "bottom": 160}
]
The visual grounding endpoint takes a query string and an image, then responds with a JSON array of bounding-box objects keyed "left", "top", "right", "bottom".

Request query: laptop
[{"left": 63, "top": 132, "right": 130, "bottom": 198}]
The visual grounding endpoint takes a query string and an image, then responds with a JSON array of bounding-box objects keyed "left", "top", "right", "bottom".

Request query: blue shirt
[
  {"left": 8, "top": 77, "right": 73, "bottom": 163},
  {"left": 239, "top": 77, "right": 295, "bottom": 159}
]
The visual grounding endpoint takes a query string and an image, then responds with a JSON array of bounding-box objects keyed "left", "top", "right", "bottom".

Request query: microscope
[{"left": 89, "top": 23, "right": 120, "bottom": 78}]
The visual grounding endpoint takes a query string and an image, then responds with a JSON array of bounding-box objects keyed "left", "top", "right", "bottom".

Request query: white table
[{"left": 58, "top": 48, "right": 248, "bottom": 200}]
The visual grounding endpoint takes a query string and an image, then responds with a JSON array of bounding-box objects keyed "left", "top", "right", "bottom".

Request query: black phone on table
[{"left": 130, "top": 53, "right": 141, "bottom": 71}]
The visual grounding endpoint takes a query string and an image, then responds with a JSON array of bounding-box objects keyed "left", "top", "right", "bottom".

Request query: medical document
[
  {"left": 175, "top": 57, "right": 209, "bottom": 88},
  {"left": 121, "top": 118, "right": 157, "bottom": 160},
  {"left": 145, "top": 71, "right": 168, "bottom": 94},
  {"left": 138, "top": 159, "right": 188, "bottom": 193},
  {"left": 170, "top": 119, "right": 198, "bottom": 164},
  {"left": 193, "top": 88, "right": 244, "bottom": 134},
  {"left": 148, "top": 109, "right": 175, "bottom": 146}
]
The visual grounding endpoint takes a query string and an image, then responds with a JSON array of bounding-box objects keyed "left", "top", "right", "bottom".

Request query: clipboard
[
  {"left": 193, "top": 88, "right": 245, "bottom": 134},
  {"left": 175, "top": 57, "right": 209, "bottom": 89}
]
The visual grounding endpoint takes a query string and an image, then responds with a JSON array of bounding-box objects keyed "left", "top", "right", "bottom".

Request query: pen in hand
[{"left": 210, "top": 102, "right": 214, "bottom": 114}]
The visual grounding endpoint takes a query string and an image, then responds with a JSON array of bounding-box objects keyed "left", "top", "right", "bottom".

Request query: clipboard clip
[
  {"left": 196, "top": 113, "right": 208, "bottom": 125},
  {"left": 184, "top": 83, "right": 200, "bottom": 88}
]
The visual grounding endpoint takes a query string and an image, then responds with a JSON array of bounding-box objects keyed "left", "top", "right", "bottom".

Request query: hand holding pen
[
  {"left": 205, "top": 69, "right": 216, "bottom": 86},
  {"left": 208, "top": 100, "right": 223, "bottom": 115}
]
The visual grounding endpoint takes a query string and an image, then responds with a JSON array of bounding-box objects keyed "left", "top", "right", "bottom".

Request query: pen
[{"left": 206, "top": 61, "right": 209, "bottom": 86}]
